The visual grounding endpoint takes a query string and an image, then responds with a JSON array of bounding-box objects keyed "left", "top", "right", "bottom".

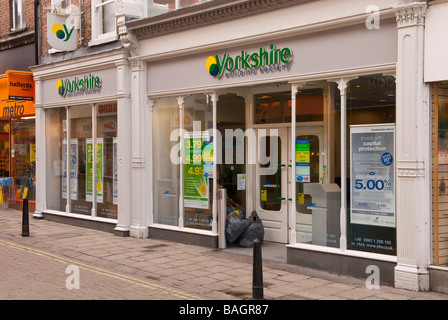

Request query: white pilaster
[
  {"left": 394, "top": 0, "right": 431, "bottom": 291},
  {"left": 33, "top": 76, "right": 45, "bottom": 218},
  {"left": 115, "top": 60, "right": 132, "bottom": 234},
  {"left": 129, "top": 57, "right": 149, "bottom": 238}
]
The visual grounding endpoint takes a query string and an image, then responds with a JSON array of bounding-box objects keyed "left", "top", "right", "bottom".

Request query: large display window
[
  {"left": 433, "top": 82, "right": 448, "bottom": 267},
  {"left": 45, "top": 103, "right": 118, "bottom": 219}
]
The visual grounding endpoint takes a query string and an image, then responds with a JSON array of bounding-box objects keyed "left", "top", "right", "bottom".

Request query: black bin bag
[
  {"left": 225, "top": 210, "right": 249, "bottom": 244},
  {"left": 237, "top": 211, "right": 264, "bottom": 248}
]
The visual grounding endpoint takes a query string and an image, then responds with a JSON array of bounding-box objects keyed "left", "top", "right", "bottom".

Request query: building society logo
[
  {"left": 57, "top": 74, "right": 102, "bottom": 97},
  {"left": 205, "top": 44, "right": 293, "bottom": 79},
  {"left": 52, "top": 23, "right": 75, "bottom": 42}
]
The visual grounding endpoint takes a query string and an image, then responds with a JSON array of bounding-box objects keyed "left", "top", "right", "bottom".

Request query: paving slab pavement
[{"left": 1, "top": 207, "right": 448, "bottom": 304}]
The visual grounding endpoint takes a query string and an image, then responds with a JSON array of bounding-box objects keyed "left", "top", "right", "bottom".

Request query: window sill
[{"left": 88, "top": 34, "right": 118, "bottom": 47}]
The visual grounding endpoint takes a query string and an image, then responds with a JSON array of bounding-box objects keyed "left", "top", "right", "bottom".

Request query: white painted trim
[
  {"left": 287, "top": 243, "right": 398, "bottom": 263},
  {"left": 150, "top": 223, "right": 218, "bottom": 236}
]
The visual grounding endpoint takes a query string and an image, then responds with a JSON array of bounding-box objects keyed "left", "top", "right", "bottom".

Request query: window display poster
[
  {"left": 350, "top": 124, "right": 395, "bottom": 228},
  {"left": 184, "top": 131, "right": 209, "bottom": 209},
  {"left": 62, "top": 139, "right": 78, "bottom": 200},
  {"left": 86, "top": 138, "right": 104, "bottom": 203},
  {"left": 295, "top": 139, "right": 310, "bottom": 183}
]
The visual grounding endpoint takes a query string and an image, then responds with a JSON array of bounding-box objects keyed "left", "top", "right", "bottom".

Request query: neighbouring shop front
[
  {"left": 129, "top": 8, "right": 400, "bottom": 284},
  {"left": 424, "top": 1, "right": 448, "bottom": 293},
  {"left": 0, "top": 70, "right": 36, "bottom": 211}
]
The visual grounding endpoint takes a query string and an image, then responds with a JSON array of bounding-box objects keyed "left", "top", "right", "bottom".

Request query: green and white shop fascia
[{"left": 129, "top": 13, "right": 401, "bottom": 284}]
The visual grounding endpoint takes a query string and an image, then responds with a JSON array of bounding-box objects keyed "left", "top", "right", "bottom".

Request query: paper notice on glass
[{"left": 237, "top": 174, "right": 246, "bottom": 190}]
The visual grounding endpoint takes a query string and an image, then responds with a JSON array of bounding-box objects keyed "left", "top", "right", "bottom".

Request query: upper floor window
[
  {"left": 11, "top": 0, "right": 26, "bottom": 31},
  {"left": 90, "top": 0, "right": 117, "bottom": 46}
]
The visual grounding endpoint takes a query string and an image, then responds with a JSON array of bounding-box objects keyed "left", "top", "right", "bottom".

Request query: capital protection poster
[{"left": 350, "top": 124, "right": 395, "bottom": 228}]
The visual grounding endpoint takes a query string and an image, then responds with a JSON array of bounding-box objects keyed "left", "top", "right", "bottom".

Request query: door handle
[
  {"left": 276, "top": 164, "right": 285, "bottom": 200},
  {"left": 276, "top": 164, "right": 292, "bottom": 201}
]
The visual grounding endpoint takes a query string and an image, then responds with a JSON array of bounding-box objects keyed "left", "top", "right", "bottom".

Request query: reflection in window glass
[
  {"left": 69, "top": 105, "right": 93, "bottom": 216},
  {"left": 46, "top": 108, "right": 66, "bottom": 212},
  {"left": 259, "top": 136, "right": 281, "bottom": 211},
  {"left": 11, "top": 119, "right": 36, "bottom": 201},
  {"left": 153, "top": 97, "right": 179, "bottom": 226},
  {"left": 254, "top": 89, "right": 324, "bottom": 124},
  {"left": 434, "top": 82, "right": 448, "bottom": 266},
  {"left": 96, "top": 102, "right": 118, "bottom": 219}
]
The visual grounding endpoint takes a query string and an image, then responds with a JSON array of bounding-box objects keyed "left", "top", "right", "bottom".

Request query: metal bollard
[
  {"left": 252, "top": 238, "right": 264, "bottom": 299},
  {"left": 21, "top": 198, "right": 30, "bottom": 237}
]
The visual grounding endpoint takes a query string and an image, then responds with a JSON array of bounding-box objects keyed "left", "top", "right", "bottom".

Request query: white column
[
  {"left": 290, "top": 84, "right": 298, "bottom": 245},
  {"left": 129, "top": 57, "right": 148, "bottom": 238},
  {"left": 394, "top": 0, "right": 431, "bottom": 291},
  {"left": 336, "top": 78, "right": 350, "bottom": 251},
  {"left": 115, "top": 61, "right": 132, "bottom": 235},
  {"left": 178, "top": 96, "right": 185, "bottom": 229},
  {"left": 211, "top": 92, "right": 218, "bottom": 235},
  {"left": 33, "top": 77, "right": 45, "bottom": 218}
]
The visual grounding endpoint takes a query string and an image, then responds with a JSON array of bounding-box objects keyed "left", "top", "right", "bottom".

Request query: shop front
[
  {"left": 32, "top": 49, "right": 131, "bottom": 234},
  {"left": 127, "top": 0, "right": 407, "bottom": 285},
  {"left": 0, "top": 70, "right": 36, "bottom": 211}
]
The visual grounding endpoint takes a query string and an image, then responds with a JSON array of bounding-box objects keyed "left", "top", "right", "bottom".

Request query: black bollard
[
  {"left": 21, "top": 198, "right": 29, "bottom": 237},
  {"left": 252, "top": 238, "right": 264, "bottom": 300}
]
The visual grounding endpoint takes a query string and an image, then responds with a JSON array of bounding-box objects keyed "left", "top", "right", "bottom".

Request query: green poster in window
[
  {"left": 86, "top": 138, "right": 104, "bottom": 203},
  {"left": 184, "top": 132, "right": 209, "bottom": 209}
]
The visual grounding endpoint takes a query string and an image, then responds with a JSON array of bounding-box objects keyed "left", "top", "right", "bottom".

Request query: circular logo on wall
[
  {"left": 56, "top": 80, "right": 65, "bottom": 96},
  {"left": 205, "top": 56, "right": 219, "bottom": 77},
  {"left": 52, "top": 23, "right": 67, "bottom": 40}
]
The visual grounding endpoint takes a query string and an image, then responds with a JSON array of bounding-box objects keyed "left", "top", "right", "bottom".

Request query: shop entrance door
[
  {"left": 253, "top": 126, "right": 324, "bottom": 244},
  {"left": 255, "top": 128, "right": 289, "bottom": 243}
]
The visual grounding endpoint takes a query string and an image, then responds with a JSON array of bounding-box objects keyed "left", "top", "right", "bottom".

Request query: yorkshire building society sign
[
  {"left": 206, "top": 44, "right": 293, "bottom": 79},
  {"left": 56, "top": 74, "right": 102, "bottom": 98},
  {"left": 47, "top": 13, "right": 77, "bottom": 51}
]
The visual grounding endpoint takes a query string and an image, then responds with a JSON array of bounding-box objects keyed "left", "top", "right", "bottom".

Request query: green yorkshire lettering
[
  {"left": 61, "top": 74, "right": 102, "bottom": 95},
  {"left": 213, "top": 44, "right": 293, "bottom": 77}
]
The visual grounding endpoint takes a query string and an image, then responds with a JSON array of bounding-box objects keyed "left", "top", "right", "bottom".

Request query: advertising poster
[
  {"left": 86, "top": 138, "right": 104, "bottom": 203},
  {"left": 184, "top": 132, "right": 209, "bottom": 209},
  {"left": 295, "top": 139, "right": 310, "bottom": 183},
  {"left": 350, "top": 124, "right": 395, "bottom": 228},
  {"left": 62, "top": 139, "right": 78, "bottom": 200}
]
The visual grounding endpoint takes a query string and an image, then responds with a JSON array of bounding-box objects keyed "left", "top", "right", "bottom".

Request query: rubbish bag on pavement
[
  {"left": 225, "top": 209, "right": 249, "bottom": 244},
  {"left": 237, "top": 211, "right": 264, "bottom": 248}
]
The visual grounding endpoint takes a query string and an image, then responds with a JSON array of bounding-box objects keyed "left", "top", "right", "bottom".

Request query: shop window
[
  {"left": 11, "top": 0, "right": 26, "bottom": 31},
  {"left": 46, "top": 108, "right": 67, "bottom": 212},
  {"left": 153, "top": 97, "right": 180, "bottom": 226},
  {"left": 346, "top": 74, "right": 396, "bottom": 255},
  {"left": 90, "top": 0, "right": 117, "bottom": 46},
  {"left": 69, "top": 105, "right": 93, "bottom": 216},
  {"left": 0, "top": 120, "right": 10, "bottom": 177},
  {"left": 96, "top": 102, "right": 118, "bottom": 219},
  {"left": 45, "top": 103, "right": 118, "bottom": 219},
  {"left": 217, "top": 94, "right": 246, "bottom": 217},
  {"left": 433, "top": 82, "right": 448, "bottom": 267},
  {"left": 183, "top": 94, "right": 214, "bottom": 231},
  {"left": 254, "top": 89, "right": 324, "bottom": 124},
  {"left": 11, "top": 118, "right": 36, "bottom": 202}
]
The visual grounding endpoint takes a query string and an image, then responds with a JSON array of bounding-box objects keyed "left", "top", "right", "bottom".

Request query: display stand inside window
[{"left": 0, "top": 177, "right": 15, "bottom": 209}]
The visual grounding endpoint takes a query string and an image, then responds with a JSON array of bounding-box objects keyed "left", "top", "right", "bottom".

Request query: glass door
[{"left": 255, "top": 127, "right": 288, "bottom": 243}]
